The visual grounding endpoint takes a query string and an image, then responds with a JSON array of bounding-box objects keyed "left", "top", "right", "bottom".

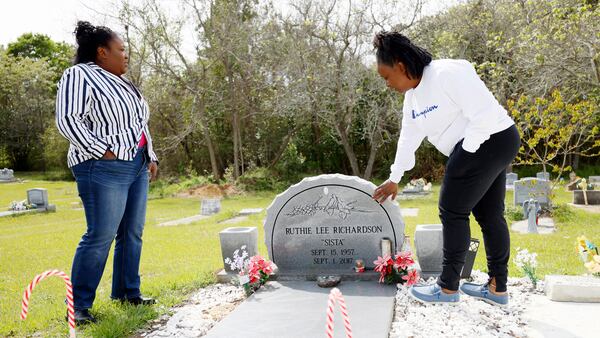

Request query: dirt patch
[{"left": 176, "top": 184, "right": 243, "bottom": 199}]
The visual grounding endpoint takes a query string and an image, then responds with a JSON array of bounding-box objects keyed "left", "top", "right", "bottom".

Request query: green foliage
[
  {"left": 552, "top": 204, "right": 576, "bottom": 224},
  {"left": 273, "top": 142, "right": 306, "bottom": 181},
  {"left": 148, "top": 174, "right": 214, "bottom": 199},
  {"left": 41, "top": 125, "right": 70, "bottom": 171},
  {"left": 237, "top": 167, "right": 287, "bottom": 191},
  {"left": 504, "top": 205, "right": 524, "bottom": 223},
  {"left": 7, "top": 33, "right": 73, "bottom": 81},
  {"left": 0, "top": 50, "right": 55, "bottom": 170}
]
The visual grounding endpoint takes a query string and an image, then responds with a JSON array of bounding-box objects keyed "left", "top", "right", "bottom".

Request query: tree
[
  {"left": 0, "top": 51, "right": 55, "bottom": 170},
  {"left": 508, "top": 90, "right": 600, "bottom": 183},
  {"left": 7, "top": 33, "right": 73, "bottom": 81}
]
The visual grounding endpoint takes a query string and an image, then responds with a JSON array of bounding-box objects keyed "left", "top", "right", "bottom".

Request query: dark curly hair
[
  {"left": 373, "top": 31, "right": 432, "bottom": 79},
  {"left": 73, "top": 21, "right": 116, "bottom": 64}
]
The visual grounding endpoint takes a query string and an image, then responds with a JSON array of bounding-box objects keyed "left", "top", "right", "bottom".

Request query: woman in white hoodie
[{"left": 372, "top": 31, "right": 520, "bottom": 306}]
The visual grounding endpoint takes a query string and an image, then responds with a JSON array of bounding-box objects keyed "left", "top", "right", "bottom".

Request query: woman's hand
[
  {"left": 149, "top": 162, "right": 158, "bottom": 181},
  {"left": 372, "top": 180, "right": 398, "bottom": 204},
  {"left": 101, "top": 150, "right": 117, "bottom": 160}
]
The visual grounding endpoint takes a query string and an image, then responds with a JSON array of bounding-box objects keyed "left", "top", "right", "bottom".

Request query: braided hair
[
  {"left": 73, "top": 21, "right": 116, "bottom": 64},
  {"left": 373, "top": 31, "right": 432, "bottom": 79}
]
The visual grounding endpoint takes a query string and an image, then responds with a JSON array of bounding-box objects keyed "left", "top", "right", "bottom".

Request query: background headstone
[
  {"left": 263, "top": 174, "right": 404, "bottom": 278},
  {"left": 0, "top": 168, "right": 16, "bottom": 182},
  {"left": 589, "top": 176, "right": 600, "bottom": 187},
  {"left": 414, "top": 224, "right": 443, "bottom": 278},
  {"left": 506, "top": 172, "right": 518, "bottom": 186},
  {"left": 27, "top": 188, "right": 48, "bottom": 208},
  {"left": 569, "top": 171, "right": 577, "bottom": 182},
  {"left": 514, "top": 178, "right": 551, "bottom": 207},
  {"left": 201, "top": 198, "right": 221, "bottom": 215},
  {"left": 573, "top": 190, "right": 600, "bottom": 205},
  {"left": 566, "top": 179, "right": 581, "bottom": 191},
  {"left": 536, "top": 171, "right": 550, "bottom": 181},
  {"left": 219, "top": 227, "right": 259, "bottom": 272}
]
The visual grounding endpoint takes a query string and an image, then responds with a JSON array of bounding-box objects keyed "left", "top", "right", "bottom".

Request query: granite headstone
[
  {"left": 536, "top": 171, "right": 550, "bottom": 181},
  {"left": 201, "top": 198, "right": 221, "bottom": 215},
  {"left": 0, "top": 168, "right": 15, "bottom": 182},
  {"left": 27, "top": 188, "right": 48, "bottom": 208},
  {"left": 264, "top": 174, "right": 405, "bottom": 279},
  {"left": 506, "top": 172, "right": 518, "bottom": 186},
  {"left": 514, "top": 178, "right": 550, "bottom": 207}
]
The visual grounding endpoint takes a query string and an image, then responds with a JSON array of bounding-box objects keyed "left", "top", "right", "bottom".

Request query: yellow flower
[
  {"left": 584, "top": 256, "right": 600, "bottom": 273},
  {"left": 578, "top": 236, "right": 588, "bottom": 251}
]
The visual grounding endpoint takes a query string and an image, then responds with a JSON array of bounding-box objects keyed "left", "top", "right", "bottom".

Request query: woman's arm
[
  {"left": 389, "top": 113, "right": 426, "bottom": 183},
  {"left": 55, "top": 67, "right": 109, "bottom": 159}
]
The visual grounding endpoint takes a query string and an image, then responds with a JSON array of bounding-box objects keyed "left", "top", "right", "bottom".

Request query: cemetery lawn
[{"left": 1, "top": 177, "right": 599, "bottom": 337}]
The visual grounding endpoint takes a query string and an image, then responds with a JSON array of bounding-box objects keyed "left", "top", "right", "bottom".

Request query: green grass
[
  {"left": 1, "top": 178, "right": 599, "bottom": 337},
  {"left": 0, "top": 178, "right": 273, "bottom": 337}
]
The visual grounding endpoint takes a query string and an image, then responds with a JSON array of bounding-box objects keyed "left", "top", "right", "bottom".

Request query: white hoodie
[{"left": 389, "top": 59, "right": 514, "bottom": 183}]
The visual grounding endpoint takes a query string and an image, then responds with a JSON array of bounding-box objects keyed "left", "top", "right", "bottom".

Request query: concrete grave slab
[
  {"left": 238, "top": 208, "right": 264, "bottom": 216},
  {"left": 511, "top": 217, "right": 555, "bottom": 234},
  {"left": 400, "top": 208, "right": 419, "bottom": 217},
  {"left": 157, "top": 214, "right": 209, "bottom": 227},
  {"left": 525, "top": 294, "right": 600, "bottom": 338},
  {"left": 205, "top": 281, "right": 397, "bottom": 338},
  {"left": 545, "top": 275, "right": 600, "bottom": 302}
]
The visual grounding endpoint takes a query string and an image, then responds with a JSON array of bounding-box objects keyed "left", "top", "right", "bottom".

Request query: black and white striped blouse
[{"left": 55, "top": 62, "right": 158, "bottom": 167}]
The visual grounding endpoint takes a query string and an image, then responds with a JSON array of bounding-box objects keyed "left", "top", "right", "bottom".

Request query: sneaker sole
[
  {"left": 408, "top": 289, "right": 460, "bottom": 306},
  {"left": 459, "top": 289, "right": 508, "bottom": 307}
]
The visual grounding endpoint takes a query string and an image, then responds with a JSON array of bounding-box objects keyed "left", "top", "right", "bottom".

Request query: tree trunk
[
  {"left": 336, "top": 121, "right": 360, "bottom": 177},
  {"left": 232, "top": 110, "right": 240, "bottom": 179},
  {"left": 363, "top": 138, "right": 380, "bottom": 181},
  {"left": 200, "top": 119, "right": 220, "bottom": 179}
]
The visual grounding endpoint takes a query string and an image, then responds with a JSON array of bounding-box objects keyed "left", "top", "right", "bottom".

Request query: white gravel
[
  {"left": 389, "top": 270, "right": 543, "bottom": 338},
  {"left": 138, "top": 284, "right": 245, "bottom": 338}
]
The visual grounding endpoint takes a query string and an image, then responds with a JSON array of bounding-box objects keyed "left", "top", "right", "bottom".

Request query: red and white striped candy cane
[
  {"left": 325, "top": 287, "right": 353, "bottom": 338},
  {"left": 21, "top": 269, "right": 76, "bottom": 338}
]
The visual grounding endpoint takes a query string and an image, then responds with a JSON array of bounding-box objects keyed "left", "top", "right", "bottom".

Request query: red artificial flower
[
  {"left": 402, "top": 269, "right": 420, "bottom": 287},
  {"left": 393, "top": 251, "right": 415, "bottom": 270},
  {"left": 247, "top": 255, "right": 275, "bottom": 284},
  {"left": 374, "top": 255, "right": 392, "bottom": 283}
]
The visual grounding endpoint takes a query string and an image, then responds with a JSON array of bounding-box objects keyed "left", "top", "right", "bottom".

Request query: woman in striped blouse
[{"left": 56, "top": 21, "right": 158, "bottom": 324}]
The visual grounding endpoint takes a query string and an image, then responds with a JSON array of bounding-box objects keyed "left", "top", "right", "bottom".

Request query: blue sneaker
[
  {"left": 459, "top": 282, "right": 509, "bottom": 307},
  {"left": 408, "top": 283, "right": 460, "bottom": 305}
]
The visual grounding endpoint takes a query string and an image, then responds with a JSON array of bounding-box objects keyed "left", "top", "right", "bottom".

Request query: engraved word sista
[{"left": 411, "top": 105, "right": 438, "bottom": 119}]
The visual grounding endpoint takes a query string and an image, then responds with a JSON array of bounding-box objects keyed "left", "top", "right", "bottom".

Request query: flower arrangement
[
  {"left": 514, "top": 248, "right": 539, "bottom": 287},
  {"left": 9, "top": 200, "right": 33, "bottom": 211},
  {"left": 577, "top": 236, "right": 600, "bottom": 277},
  {"left": 373, "top": 251, "right": 419, "bottom": 286},
  {"left": 404, "top": 178, "right": 432, "bottom": 192},
  {"left": 224, "top": 246, "right": 276, "bottom": 295}
]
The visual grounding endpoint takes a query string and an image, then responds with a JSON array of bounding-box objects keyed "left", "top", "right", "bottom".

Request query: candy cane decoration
[
  {"left": 21, "top": 269, "right": 76, "bottom": 338},
  {"left": 326, "top": 288, "right": 352, "bottom": 338}
]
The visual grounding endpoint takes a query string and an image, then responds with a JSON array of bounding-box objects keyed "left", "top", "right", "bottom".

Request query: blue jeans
[{"left": 70, "top": 148, "right": 149, "bottom": 310}]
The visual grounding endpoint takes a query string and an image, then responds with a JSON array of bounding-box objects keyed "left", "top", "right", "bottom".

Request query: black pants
[{"left": 437, "top": 125, "right": 520, "bottom": 292}]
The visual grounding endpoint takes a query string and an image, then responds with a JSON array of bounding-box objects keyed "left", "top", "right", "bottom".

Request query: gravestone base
[
  {"left": 511, "top": 217, "right": 555, "bottom": 234},
  {"left": 205, "top": 281, "right": 397, "bottom": 338},
  {"left": 545, "top": 275, "right": 600, "bottom": 302},
  {"left": 275, "top": 270, "right": 381, "bottom": 281},
  {"left": 573, "top": 190, "right": 600, "bottom": 205},
  {"left": 216, "top": 268, "right": 279, "bottom": 284},
  {"left": 0, "top": 178, "right": 17, "bottom": 183}
]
